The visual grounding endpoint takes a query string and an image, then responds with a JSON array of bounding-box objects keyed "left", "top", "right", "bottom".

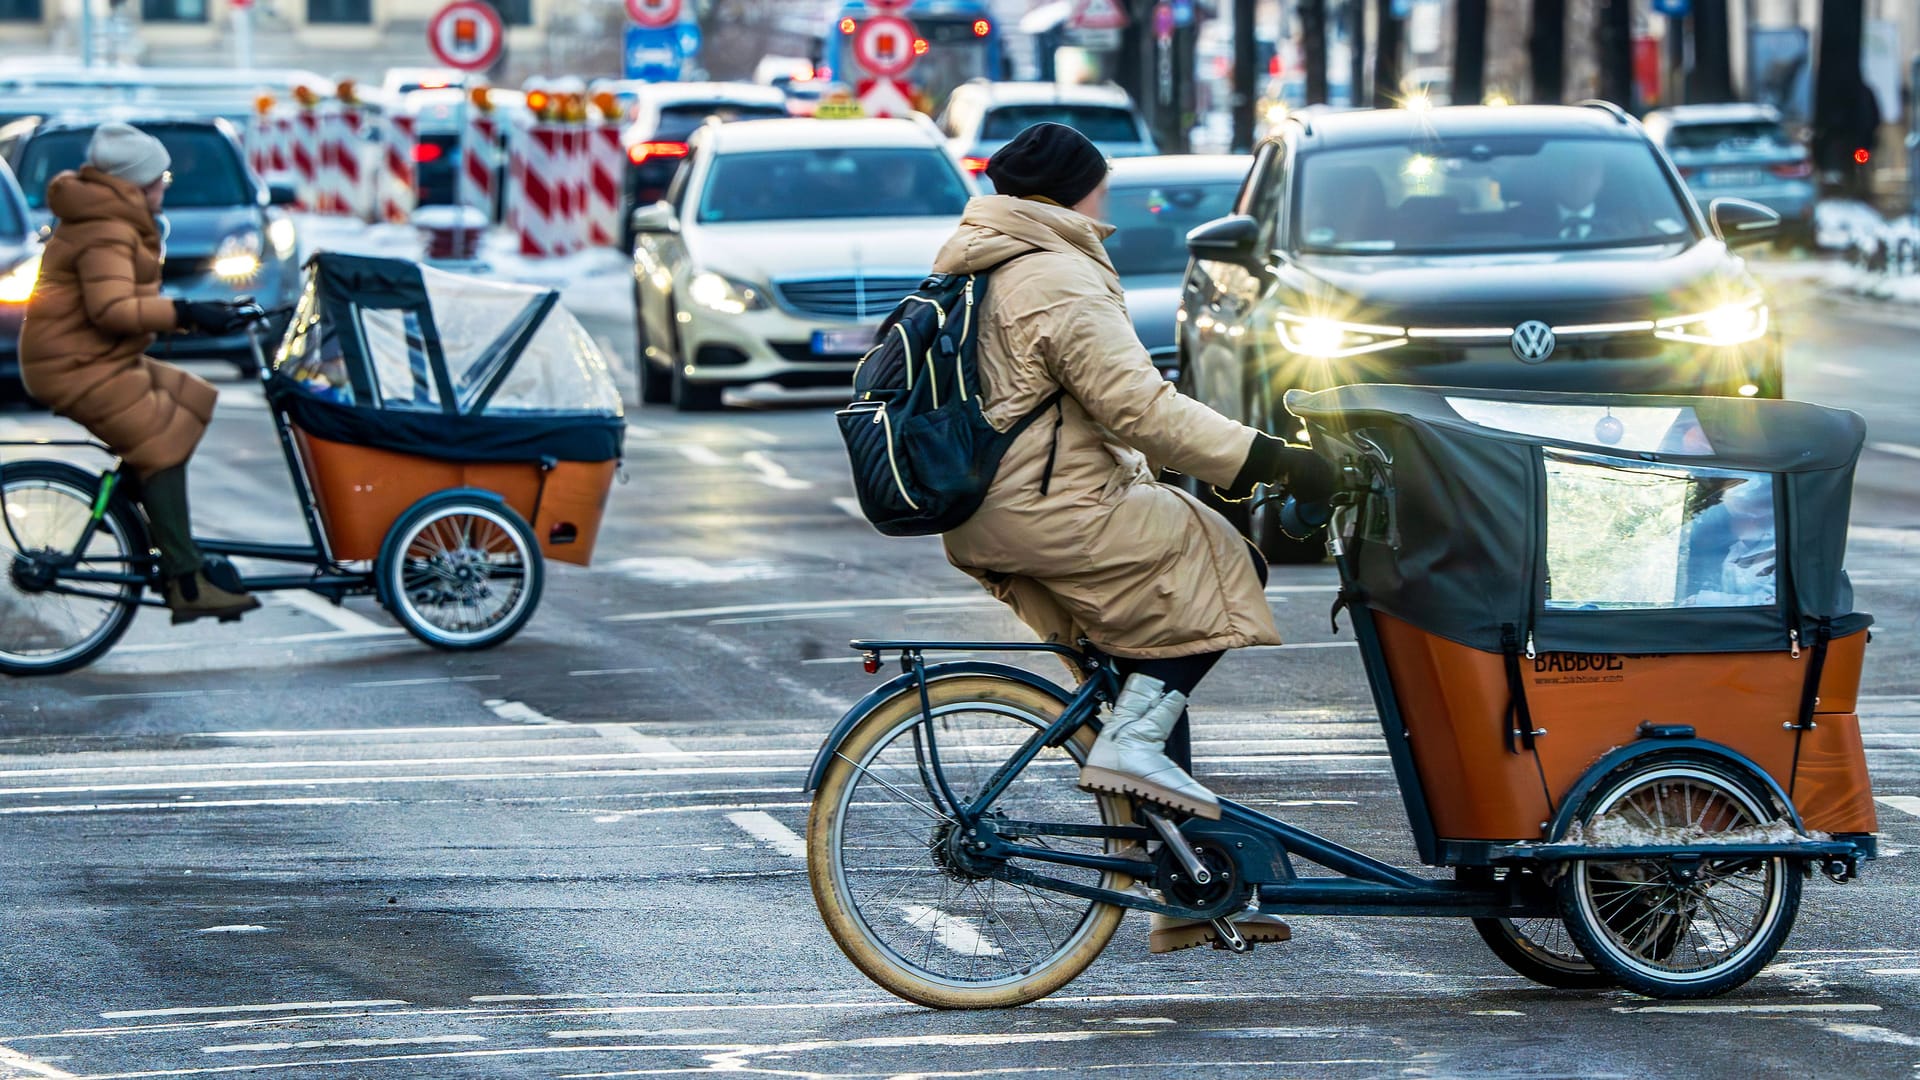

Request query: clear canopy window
[
  {"left": 1449, "top": 398, "right": 1716, "bottom": 455},
  {"left": 1545, "top": 450, "right": 1775, "bottom": 611},
  {"left": 1293, "top": 136, "right": 1693, "bottom": 255}
]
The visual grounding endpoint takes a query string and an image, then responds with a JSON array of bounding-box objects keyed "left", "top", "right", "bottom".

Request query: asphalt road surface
[{"left": 0, "top": 264, "right": 1918, "bottom": 1079}]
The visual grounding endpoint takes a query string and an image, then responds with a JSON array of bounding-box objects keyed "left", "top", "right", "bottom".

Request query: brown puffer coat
[
  {"left": 20, "top": 167, "right": 214, "bottom": 479},
  {"left": 933, "top": 196, "right": 1281, "bottom": 660}
]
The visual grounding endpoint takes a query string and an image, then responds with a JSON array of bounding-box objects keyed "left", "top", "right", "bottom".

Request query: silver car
[{"left": 1644, "top": 104, "right": 1814, "bottom": 247}]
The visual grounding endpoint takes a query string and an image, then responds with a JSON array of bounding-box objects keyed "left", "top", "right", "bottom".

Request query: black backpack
[{"left": 836, "top": 252, "right": 1062, "bottom": 537}]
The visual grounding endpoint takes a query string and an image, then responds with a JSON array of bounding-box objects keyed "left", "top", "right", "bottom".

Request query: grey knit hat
[{"left": 86, "top": 122, "right": 171, "bottom": 188}]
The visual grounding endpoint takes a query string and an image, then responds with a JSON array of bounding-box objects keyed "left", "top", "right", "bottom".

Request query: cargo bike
[
  {"left": 0, "top": 253, "right": 625, "bottom": 676},
  {"left": 804, "top": 385, "right": 1878, "bottom": 1007}
]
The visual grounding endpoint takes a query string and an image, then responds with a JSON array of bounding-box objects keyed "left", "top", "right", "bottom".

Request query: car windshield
[
  {"left": 1104, "top": 179, "right": 1241, "bottom": 276},
  {"left": 1664, "top": 120, "right": 1793, "bottom": 154},
  {"left": 1293, "top": 136, "right": 1694, "bottom": 255},
  {"left": 981, "top": 105, "right": 1142, "bottom": 143},
  {"left": 655, "top": 103, "right": 787, "bottom": 141},
  {"left": 697, "top": 147, "right": 970, "bottom": 223},
  {"left": 16, "top": 126, "right": 251, "bottom": 210}
]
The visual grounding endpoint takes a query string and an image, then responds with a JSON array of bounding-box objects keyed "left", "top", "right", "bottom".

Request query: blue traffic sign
[
  {"left": 624, "top": 24, "right": 681, "bottom": 81},
  {"left": 1652, "top": 0, "right": 1690, "bottom": 16},
  {"left": 675, "top": 19, "right": 701, "bottom": 56},
  {"left": 1171, "top": 0, "right": 1193, "bottom": 25}
]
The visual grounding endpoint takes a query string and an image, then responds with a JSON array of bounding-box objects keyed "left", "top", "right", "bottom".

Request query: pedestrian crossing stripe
[{"left": 1877, "top": 796, "right": 1920, "bottom": 820}]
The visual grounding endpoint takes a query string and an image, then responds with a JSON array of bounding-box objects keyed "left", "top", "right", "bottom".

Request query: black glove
[
  {"left": 173, "top": 300, "right": 247, "bottom": 336},
  {"left": 1229, "top": 433, "right": 1337, "bottom": 503}
]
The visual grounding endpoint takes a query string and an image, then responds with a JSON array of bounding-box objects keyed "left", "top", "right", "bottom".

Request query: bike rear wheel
[
  {"left": 0, "top": 462, "right": 146, "bottom": 676},
  {"left": 808, "top": 675, "right": 1133, "bottom": 1009}
]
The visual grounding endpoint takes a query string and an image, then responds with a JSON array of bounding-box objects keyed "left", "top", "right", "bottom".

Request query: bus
[{"left": 815, "top": 1, "right": 1007, "bottom": 110}]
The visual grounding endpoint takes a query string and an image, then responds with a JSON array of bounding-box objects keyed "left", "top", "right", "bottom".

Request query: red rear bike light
[
  {"left": 862, "top": 652, "right": 881, "bottom": 675},
  {"left": 628, "top": 140, "right": 690, "bottom": 165},
  {"left": 411, "top": 142, "right": 444, "bottom": 164}
]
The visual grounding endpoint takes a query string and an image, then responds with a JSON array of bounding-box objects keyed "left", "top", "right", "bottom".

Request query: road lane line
[
  {"left": 0, "top": 797, "right": 379, "bottom": 816},
  {"left": 1611, "top": 1003, "right": 1880, "bottom": 1015},
  {"left": 81, "top": 689, "right": 249, "bottom": 702},
  {"left": 115, "top": 628, "right": 409, "bottom": 655},
  {"left": 349, "top": 675, "right": 500, "bottom": 689},
  {"left": 204, "top": 1035, "right": 485, "bottom": 1054},
  {"left": 898, "top": 905, "right": 1004, "bottom": 957},
  {"left": 725, "top": 810, "right": 807, "bottom": 857},
  {"left": 486, "top": 700, "right": 569, "bottom": 726},
  {"left": 676, "top": 445, "right": 727, "bottom": 467},
  {"left": 100, "top": 1000, "right": 408, "bottom": 1020},
  {"left": 0, "top": 1043, "right": 78, "bottom": 1079},
  {"left": 587, "top": 724, "right": 686, "bottom": 755},
  {"left": 1876, "top": 796, "right": 1920, "bottom": 819},
  {"left": 739, "top": 450, "right": 812, "bottom": 491},
  {"left": 0, "top": 765, "right": 812, "bottom": 798},
  {"left": 832, "top": 496, "right": 864, "bottom": 520},
  {"left": 187, "top": 724, "right": 582, "bottom": 739},
  {"left": 568, "top": 668, "right": 658, "bottom": 677},
  {"left": 264, "top": 589, "right": 388, "bottom": 635},
  {"left": 1814, "top": 362, "right": 1864, "bottom": 378},
  {"left": 1868, "top": 442, "right": 1920, "bottom": 461}
]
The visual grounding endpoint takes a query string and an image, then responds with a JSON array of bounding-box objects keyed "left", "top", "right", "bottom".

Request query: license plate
[
  {"left": 1704, "top": 168, "right": 1763, "bottom": 187},
  {"left": 812, "top": 328, "right": 877, "bottom": 356}
]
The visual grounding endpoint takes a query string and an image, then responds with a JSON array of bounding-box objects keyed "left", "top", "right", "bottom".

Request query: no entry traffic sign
[
  {"left": 853, "top": 15, "right": 918, "bottom": 79},
  {"left": 626, "top": 0, "right": 680, "bottom": 29},
  {"left": 427, "top": 0, "right": 503, "bottom": 72}
]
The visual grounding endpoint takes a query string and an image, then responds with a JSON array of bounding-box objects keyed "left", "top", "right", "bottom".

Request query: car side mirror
[
  {"left": 1708, "top": 197, "right": 1780, "bottom": 247},
  {"left": 1187, "top": 214, "right": 1262, "bottom": 267},
  {"left": 267, "top": 182, "right": 299, "bottom": 207},
  {"left": 630, "top": 201, "right": 679, "bottom": 236}
]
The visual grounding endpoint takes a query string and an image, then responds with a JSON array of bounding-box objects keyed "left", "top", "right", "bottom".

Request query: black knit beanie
[{"left": 984, "top": 122, "right": 1109, "bottom": 207}]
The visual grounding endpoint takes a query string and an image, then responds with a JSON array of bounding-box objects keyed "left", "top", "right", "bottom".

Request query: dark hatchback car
[
  {"left": 0, "top": 157, "right": 38, "bottom": 403},
  {"left": 0, "top": 112, "right": 301, "bottom": 378},
  {"left": 1179, "top": 103, "right": 1784, "bottom": 559}
]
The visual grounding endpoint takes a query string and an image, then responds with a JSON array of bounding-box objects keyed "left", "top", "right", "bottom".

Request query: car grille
[
  {"left": 774, "top": 276, "right": 924, "bottom": 321},
  {"left": 161, "top": 257, "right": 214, "bottom": 283}
]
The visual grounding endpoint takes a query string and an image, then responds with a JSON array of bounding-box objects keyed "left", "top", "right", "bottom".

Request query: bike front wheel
[{"left": 808, "top": 675, "right": 1133, "bottom": 1009}]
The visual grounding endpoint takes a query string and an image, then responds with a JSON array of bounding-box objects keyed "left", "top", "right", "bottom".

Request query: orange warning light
[{"left": 839, "top": 16, "right": 855, "bottom": 33}]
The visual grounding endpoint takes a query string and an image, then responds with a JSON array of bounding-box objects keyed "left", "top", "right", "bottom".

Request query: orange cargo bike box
[
  {"left": 244, "top": 253, "right": 626, "bottom": 651},
  {"left": 1287, "top": 384, "right": 1877, "bottom": 873}
]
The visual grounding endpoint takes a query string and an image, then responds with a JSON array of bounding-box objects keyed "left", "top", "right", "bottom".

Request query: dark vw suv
[{"left": 1179, "top": 103, "right": 1784, "bottom": 559}]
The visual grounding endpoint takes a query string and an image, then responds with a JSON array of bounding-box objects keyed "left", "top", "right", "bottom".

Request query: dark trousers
[
  {"left": 137, "top": 465, "right": 204, "bottom": 578},
  {"left": 1111, "top": 541, "right": 1269, "bottom": 771}
]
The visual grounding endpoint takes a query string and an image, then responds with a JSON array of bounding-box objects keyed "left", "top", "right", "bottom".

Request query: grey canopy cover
[{"left": 1286, "top": 384, "right": 1870, "bottom": 656}]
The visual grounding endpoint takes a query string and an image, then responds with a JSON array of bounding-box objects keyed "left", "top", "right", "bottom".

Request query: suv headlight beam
[
  {"left": 1274, "top": 313, "right": 1408, "bottom": 359},
  {"left": 1654, "top": 297, "right": 1768, "bottom": 347},
  {"left": 0, "top": 251, "right": 42, "bottom": 304}
]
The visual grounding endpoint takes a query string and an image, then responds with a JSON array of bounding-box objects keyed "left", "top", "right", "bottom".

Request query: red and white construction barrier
[
  {"left": 290, "top": 108, "right": 322, "bottom": 211},
  {"left": 320, "top": 105, "right": 371, "bottom": 219},
  {"left": 463, "top": 108, "right": 502, "bottom": 222},
  {"left": 511, "top": 123, "right": 576, "bottom": 257},
  {"left": 587, "top": 121, "right": 623, "bottom": 248},
  {"left": 381, "top": 111, "right": 417, "bottom": 225}
]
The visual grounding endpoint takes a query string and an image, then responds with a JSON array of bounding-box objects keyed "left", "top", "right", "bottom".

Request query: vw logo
[{"left": 1511, "top": 320, "right": 1556, "bottom": 363}]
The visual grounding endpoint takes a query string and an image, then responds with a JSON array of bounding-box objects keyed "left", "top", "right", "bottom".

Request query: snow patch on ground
[
  {"left": 1805, "top": 201, "right": 1920, "bottom": 305},
  {"left": 1560, "top": 815, "right": 1827, "bottom": 848}
]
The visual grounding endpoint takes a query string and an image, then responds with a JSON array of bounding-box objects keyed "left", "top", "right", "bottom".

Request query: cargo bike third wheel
[{"left": 376, "top": 494, "right": 545, "bottom": 650}]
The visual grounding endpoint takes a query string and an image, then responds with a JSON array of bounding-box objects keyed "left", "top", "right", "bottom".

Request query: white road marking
[
  {"left": 738, "top": 427, "right": 781, "bottom": 445},
  {"left": 115, "top": 628, "right": 409, "bottom": 655},
  {"left": 832, "top": 496, "right": 865, "bottom": 520},
  {"left": 189, "top": 724, "right": 566, "bottom": 740},
  {"left": 1611, "top": 1003, "right": 1880, "bottom": 1015},
  {"left": 675, "top": 444, "right": 727, "bottom": 467},
  {"left": 1868, "top": 441, "right": 1920, "bottom": 461},
  {"left": 1818, "top": 1024, "right": 1920, "bottom": 1048},
  {"left": 898, "top": 904, "right": 1004, "bottom": 957},
  {"left": 1877, "top": 796, "right": 1920, "bottom": 820},
  {"left": 486, "top": 699, "right": 569, "bottom": 726},
  {"left": 204, "top": 1035, "right": 485, "bottom": 1054},
  {"left": 725, "top": 810, "right": 807, "bottom": 858},
  {"left": 99, "top": 1000, "right": 408, "bottom": 1020},
  {"left": 264, "top": 589, "right": 388, "bottom": 635},
  {"left": 1864, "top": 968, "right": 1920, "bottom": 975},
  {"left": 568, "top": 667, "right": 657, "bottom": 677},
  {"left": 81, "top": 689, "right": 249, "bottom": 703},
  {"left": 586, "top": 724, "right": 686, "bottom": 756},
  {"left": 1813, "top": 361, "right": 1864, "bottom": 378},
  {"left": 348, "top": 675, "right": 500, "bottom": 689},
  {"left": 195, "top": 926, "right": 271, "bottom": 934},
  {"left": 0, "top": 1043, "right": 78, "bottom": 1079},
  {"left": 0, "top": 765, "right": 807, "bottom": 799},
  {"left": 0, "top": 797, "right": 378, "bottom": 817},
  {"left": 604, "top": 556, "right": 788, "bottom": 585},
  {"left": 548, "top": 1028, "right": 736, "bottom": 1039},
  {"left": 739, "top": 450, "right": 812, "bottom": 491},
  {"left": 709, "top": 611, "right": 854, "bottom": 625}
]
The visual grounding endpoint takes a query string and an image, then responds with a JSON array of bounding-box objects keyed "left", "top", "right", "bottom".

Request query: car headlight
[
  {"left": 1275, "top": 313, "right": 1408, "bottom": 358},
  {"left": 1654, "top": 297, "right": 1768, "bottom": 347},
  {"left": 266, "top": 216, "right": 297, "bottom": 260},
  {"left": 211, "top": 231, "right": 263, "bottom": 282},
  {"left": 0, "top": 251, "right": 42, "bottom": 304},
  {"left": 687, "top": 271, "right": 768, "bottom": 315}
]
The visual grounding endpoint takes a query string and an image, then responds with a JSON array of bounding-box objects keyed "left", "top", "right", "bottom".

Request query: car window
[
  {"left": 1293, "top": 136, "right": 1693, "bottom": 256},
  {"left": 1104, "top": 180, "right": 1241, "bottom": 276},
  {"left": 980, "top": 105, "right": 1142, "bottom": 142},
  {"left": 17, "top": 126, "right": 250, "bottom": 210},
  {"left": 1664, "top": 121, "right": 1793, "bottom": 153},
  {"left": 697, "top": 147, "right": 969, "bottom": 224},
  {"left": 654, "top": 103, "right": 786, "bottom": 141}
]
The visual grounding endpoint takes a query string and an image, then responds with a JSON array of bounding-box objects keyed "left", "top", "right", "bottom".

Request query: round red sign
[
  {"left": 625, "top": 0, "right": 680, "bottom": 29},
  {"left": 427, "top": 0, "right": 503, "bottom": 72},
  {"left": 853, "top": 15, "right": 919, "bottom": 79}
]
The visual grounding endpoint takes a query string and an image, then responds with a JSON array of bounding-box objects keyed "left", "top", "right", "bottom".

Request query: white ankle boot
[{"left": 1078, "top": 673, "right": 1221, "bottom": 820}]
